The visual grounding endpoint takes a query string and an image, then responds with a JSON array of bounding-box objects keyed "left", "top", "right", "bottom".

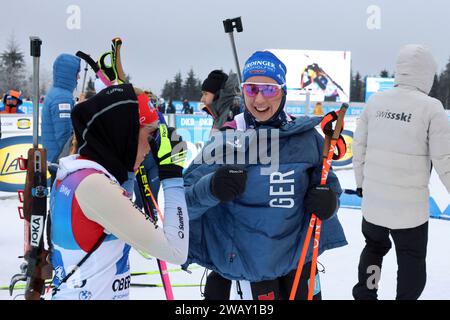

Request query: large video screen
[{"left": 269, "top": 49, "right": 351, "bottom": 103}]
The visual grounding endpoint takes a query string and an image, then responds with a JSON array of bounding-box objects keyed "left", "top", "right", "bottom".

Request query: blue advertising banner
[
  {"left": 365, "top": 77, "right": 395, "bottom": 102},
  {"left": 175, "top": 115, "right": 213, "bottom": 166}
]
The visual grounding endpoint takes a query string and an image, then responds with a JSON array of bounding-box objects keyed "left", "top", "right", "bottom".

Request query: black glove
[
  {"left": 149, "top": 124, "right": 187, "bottom": 181},
  {"left": 356, "top": 188, "right": 363, "bottom": 198},
  {"left": 210, "top": 165, "right": 247, "bottom": 202},
  {"left": 304, "top": 185, "right": 338, "bottom": 221}
]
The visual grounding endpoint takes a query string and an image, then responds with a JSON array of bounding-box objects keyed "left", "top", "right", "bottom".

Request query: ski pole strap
[
  {"left": 320, "top": 110, "right": 347, "bottom": 160},
  {"left": 332, "top": 135, "right": 346, "bottom": 160},
  {"left": 320, "top": 110, "right": 344, "bottom": 136},
  {"left": 52, "top": 232, "right": 107, "bottom": 296},
  {"left": 98, "top": 51, "right": 118, "bottom": 83}
]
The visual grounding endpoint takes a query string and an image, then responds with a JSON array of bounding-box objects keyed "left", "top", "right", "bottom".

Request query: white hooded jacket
[{"left": 353, "top": 45, "right": 450, "bottom": 229}]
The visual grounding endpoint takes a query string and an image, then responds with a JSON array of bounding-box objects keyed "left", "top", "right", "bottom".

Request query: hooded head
[
  {"left": 53, "top": 53, "right": 81, "bottom": 92},
  {"left": 3, "top": 89, "right": 23, "bottom": 106},
  {"left": 394, "top": 44, "right": 437, "bottom": 94},
  {"left": 71, "top": 83, "right": 148, "bottom": 184}
]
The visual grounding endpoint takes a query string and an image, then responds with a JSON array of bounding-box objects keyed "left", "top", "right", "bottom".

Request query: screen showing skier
[{"left": 269, "top": 49, "right": 351, "bottom": 103}]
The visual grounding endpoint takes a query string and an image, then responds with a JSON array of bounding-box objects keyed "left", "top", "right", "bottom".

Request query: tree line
[
  {"left": 351, "top": 67, "right": 450, "bottom": 109},
  {"left": 1, "top": 34, "right": 450, "bottom": 109},
  {"left": 160, "top": 69, "right": 203, "bottom": 102},
  {"left": 0, "top": 36, "right": 51, "bottom": 99}
]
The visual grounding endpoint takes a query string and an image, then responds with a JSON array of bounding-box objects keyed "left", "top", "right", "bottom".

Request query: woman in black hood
[{"left": 49, "top": 83, "right": 189, "bottom": 300}]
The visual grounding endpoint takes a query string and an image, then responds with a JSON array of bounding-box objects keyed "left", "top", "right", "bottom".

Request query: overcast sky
[{"left": 1, "top": 0, "right": 449, "bottom": 95}]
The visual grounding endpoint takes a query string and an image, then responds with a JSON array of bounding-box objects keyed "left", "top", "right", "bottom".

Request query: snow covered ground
[{"left": 0, "top": 170, "right": 449, "bottom": 300}]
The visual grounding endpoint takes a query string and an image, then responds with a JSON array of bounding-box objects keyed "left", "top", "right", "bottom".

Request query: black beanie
[{"left": 201, "top": 70, "right": 229, "bottom": 94}]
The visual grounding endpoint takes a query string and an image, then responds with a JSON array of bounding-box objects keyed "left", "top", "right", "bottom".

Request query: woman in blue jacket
[
  {"left": 183, "top": 51, "right": 347, "bottom": 300},
  {"left": 41, "top": 53, "right": 80, "bottom": 182}
]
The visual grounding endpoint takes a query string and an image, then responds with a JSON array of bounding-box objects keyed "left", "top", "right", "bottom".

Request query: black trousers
[
  {"left": 204, "top": 262, "right": 321, "bottom": 300},
  {"left": 353, "top": 218, "right": 428, "bottom": 300}
]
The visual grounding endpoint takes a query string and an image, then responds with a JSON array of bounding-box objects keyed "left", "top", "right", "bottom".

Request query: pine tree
[
  {"left": 361, "top": 75, "right": 367, "bottom": 102},
  {"left": 161, "top": 69, "right": 205, "bottom": 101},
  {"left": 350, "top": 71, "right": 364, "bottom": 102},
  {"left": 161, "top": 80, "right": 174, "bottom": 100},
  {"left": 182, "top": 68, "right": 201, "bottom": 101},
  {"left": 172, "top": 72, "right": 183, "bottom": 100},
  {"left": 379, "top": 69, "right": 390, "bottom": 78},
  {"left": 429, "top": 74, "right": 440, "bottom": 100},
  {"left": 438, "top": 58, "right": 450, "bottom": 109},
  {"left": 83, "top": 76, "right": 96, "bottom": 98},
  {"left": 0, "top": 35, "right": 27, "bottom": 96}
]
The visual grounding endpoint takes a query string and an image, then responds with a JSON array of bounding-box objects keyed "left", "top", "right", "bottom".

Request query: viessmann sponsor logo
[{"left": 17, "top": 118, "right": 31, "bottom": 129}]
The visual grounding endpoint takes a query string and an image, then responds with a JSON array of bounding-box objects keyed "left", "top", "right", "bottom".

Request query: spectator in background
[
  {"left": 200, "top": 70, "right": 240, "bottom": 132},
  {"left": 144, "top": 89, "right": 158, "bottom": 107},
  {"left": 182, "top": 99, "right": 193, "bottom": 114},
  {"left": 313, "top": 102, "right": 324, "bottom": 116},
  {"left": 228, "top": 96, "right": 242, "bottom": 122},
  {"left": 41, "top": 53, "right": 81, "bottom": 184},
  {"left": 352, "top": 44, "right": 450, "bottom": 300},
  {"left": 1, "top": 90, "right": 23, "bottom": 113},
  {"left": 158, "top": 98, "right": 166, "bottom": 114},
  {"left": 166, "top": 99, "right": 176, "bottom": 114}
]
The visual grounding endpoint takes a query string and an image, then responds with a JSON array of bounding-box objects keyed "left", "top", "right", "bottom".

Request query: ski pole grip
[
  {"left": 30, "top": 37, "right": 42, "bottom": 58},
  {"left": 332, "top": 103, "right": 349, "bottom": 140}
]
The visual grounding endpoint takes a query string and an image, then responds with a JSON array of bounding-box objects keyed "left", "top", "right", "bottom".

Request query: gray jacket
[
  {"left": 210, "top": 72, "right": 240, "bottom": 130},
  {"left": 353, "top": 44, "right": 450, "bottom": 229}
]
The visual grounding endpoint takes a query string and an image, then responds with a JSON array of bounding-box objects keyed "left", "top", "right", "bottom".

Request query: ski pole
[
  {"left": 289, "top": 103, "right": 348, "bottom": 300},
  {"left": 75, "top": 51, "right": 113, "bottom": 87},
  {"left": 223, "top": 17, "right": 243, "bottom": 83},
  {"left": 112, "top": 37, "right": 126, "bottom": 84},
  {"left": 80, "top": 61, "right": 88, "bottom": 94},
  {"left": 135, "top": 166, "right": 174, "bottom": 300}
]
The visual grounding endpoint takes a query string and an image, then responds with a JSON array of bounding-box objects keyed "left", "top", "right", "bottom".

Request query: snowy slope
[{"left": 0, "top": 170, "right": 449, "bottom": 300}]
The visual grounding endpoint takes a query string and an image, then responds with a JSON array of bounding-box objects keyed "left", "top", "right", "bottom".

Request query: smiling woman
[
  {"left": 242, "top": 80, "right": 284, "bottom": 122},
  {"left": 238, "top": 51, "right": 288, "bottom": 128},
  {"left": 183, "top": 50, "right": 347, "bottom": 301}
]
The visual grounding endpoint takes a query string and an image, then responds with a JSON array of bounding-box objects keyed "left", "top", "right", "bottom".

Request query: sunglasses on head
[{"left": 241, "top": 82, "right": 285, "bottom": 98}]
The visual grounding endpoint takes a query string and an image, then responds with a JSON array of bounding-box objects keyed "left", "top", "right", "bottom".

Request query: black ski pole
[
  {"left": 80, "top": 61, "right": 88, "bottom": 94},
  {"left": 223, "top": 17, "right": 243, "bottom": 83}
]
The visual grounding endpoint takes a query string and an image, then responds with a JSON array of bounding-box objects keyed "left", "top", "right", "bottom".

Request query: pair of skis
[{"left": 289, "top": 103, "right": 349, "bottom": 300}]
